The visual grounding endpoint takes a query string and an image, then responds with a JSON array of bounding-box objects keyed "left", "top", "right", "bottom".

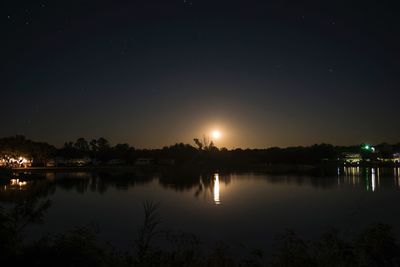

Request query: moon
[{"left": 212, "top": 130, "right": 221, "bottom": 140}]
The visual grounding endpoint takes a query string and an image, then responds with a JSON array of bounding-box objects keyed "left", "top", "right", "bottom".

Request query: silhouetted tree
[
  {"left": 193, "top": 135, "right": 216, "bottom": 151},
  {"left": 193, "top": 138, "right": 203, "bottom": 150},
  {"left": 96, "top": 138, "right": 109, "bottom": 152},
  {"left": 89, "top": 139, "right": 98, "bottom": 152},
  {"left": 74, "top": 138, "right": 89, "bottom": 152}
]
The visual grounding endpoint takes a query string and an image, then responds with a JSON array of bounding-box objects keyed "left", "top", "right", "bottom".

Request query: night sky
[{"left": 2, "top": 0, "right": 399, "bottom": 148}]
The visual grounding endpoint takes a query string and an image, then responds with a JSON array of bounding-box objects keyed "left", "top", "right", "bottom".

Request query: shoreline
[{"left": 1, "top": 162, "right": 398, "bottom": 177}]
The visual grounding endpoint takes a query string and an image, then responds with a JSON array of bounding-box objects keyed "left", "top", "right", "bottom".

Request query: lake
[{"left": 1, "top": 167, "right": 400, "bottom": 251}]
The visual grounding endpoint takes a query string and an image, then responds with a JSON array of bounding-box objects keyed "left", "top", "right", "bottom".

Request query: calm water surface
[{"left": 2, "top": 167, "right": 400, "bottom": 249}]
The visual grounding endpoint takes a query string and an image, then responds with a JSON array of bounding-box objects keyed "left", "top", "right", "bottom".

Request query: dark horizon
[
  {"left": 3, "top": 0, "right": 399, "bottom": 148},
  {"left": 1, "top": 134, "right": 399, "bottom": 150}
]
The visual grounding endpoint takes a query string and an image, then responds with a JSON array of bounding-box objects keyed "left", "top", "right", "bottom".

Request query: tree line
[{"left": 0, "top": 135, "right": 400, "bottom": 166}]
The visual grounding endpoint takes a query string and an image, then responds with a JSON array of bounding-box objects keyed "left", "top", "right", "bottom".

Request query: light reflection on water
[
  {"left": 213, "top": 173, "right": 221, "bottom": 205},
  {"left": 371, "top": 168, "right": 376, "bottom": 192},
  {"left": 2, "top": 168, "right": 400, "bottom": 249},
  {"left": 395, "top": 168, "right": 400, "bottom": 187},
  {"left": 2, "top": 168, "right": 400, "bottom": 195},
  {"left": 337, "top": 167, "right": 400, "bottom": 192},
  {"left": 398, "top": 168, "right": 400, "bottom": 187},
  {"left": 2, "top": 178, "right": 29, "bottom": 191}
]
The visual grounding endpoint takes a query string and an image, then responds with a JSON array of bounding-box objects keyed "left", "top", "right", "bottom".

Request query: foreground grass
[{"left": 1, "top": 201, "right": 400, "bottom": 267}]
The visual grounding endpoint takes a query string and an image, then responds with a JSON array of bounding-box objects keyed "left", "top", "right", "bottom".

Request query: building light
[{"left": 0, "top": 155, "right": 32, "bottom": 168}]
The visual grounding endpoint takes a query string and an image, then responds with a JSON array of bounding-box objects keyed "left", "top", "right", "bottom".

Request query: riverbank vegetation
[
  {"left": 1, "top": 136, "right": 400, "bottom": 169},
  {"left": 1, "top": 198, "right": 400, "bottom": 267}
]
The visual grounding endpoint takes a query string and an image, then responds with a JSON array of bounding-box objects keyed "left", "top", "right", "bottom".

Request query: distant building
[
  {"left": 53, "top": 157, "right": 68, "bottom": 166},
  {"left": 342, "top": 153, "right": 362, "bottom": 164},
  {"left": 0, "top": 155, "right": 32, "bottom": 168},
  {"left": 46, "top": 160, "right": 56, "bottom": 167},
  {"left": 395, "top": 153, "right": 400, "bottom": 163},
  {"left": 135, "top": 158, "right": 154, "bottom": 165},
  {"left": 68, "top": 157, "right": 91, "bottom": 166},
  {"left": 53, "top": 157, "right": 91, "bottom": 167},
  {"left": 378, "top": 153, "right": 400, "bottom": 163}
]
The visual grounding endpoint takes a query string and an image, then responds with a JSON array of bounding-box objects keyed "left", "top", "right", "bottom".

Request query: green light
[{"left": 364, "top": 145, "right": 370, "bottom": 150}]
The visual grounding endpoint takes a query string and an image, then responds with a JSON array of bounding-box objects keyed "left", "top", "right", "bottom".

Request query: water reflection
[
  {"left": 3, "top": 178, "right": 29, "bottom": 191},
  {"left": 2, "top": 168, "right": 400, "bottom": 203},
  {"left": 371, "top": 168, "right": 376, "bottom": 192},
  {"left": 213, "top": 173, "right": 221, "bottom": 205},
  {"left": 11, "top": 178, "right": 28, "bottom": 187},
  {"left": 377, "top": 168, "right": 381, "bottom": 187},
  {"left": 336, "top": 167, "right": 400, "bottom": 192},
  {"left": 2, "top": 168, "right": 400, "bottom": 255},
  {"left": 395, "top": 168, "right": 400, "bottom": 188},
  {"left": 343, "top": 167, "right": 360, "bottom": 186},
  {"left": 398, "top": 168, "right": 400, "bottom": 188}
]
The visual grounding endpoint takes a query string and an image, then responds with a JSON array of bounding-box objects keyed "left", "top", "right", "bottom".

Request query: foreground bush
[{"left": 1, "top": 201, "right": 400, "bottom": 266}]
